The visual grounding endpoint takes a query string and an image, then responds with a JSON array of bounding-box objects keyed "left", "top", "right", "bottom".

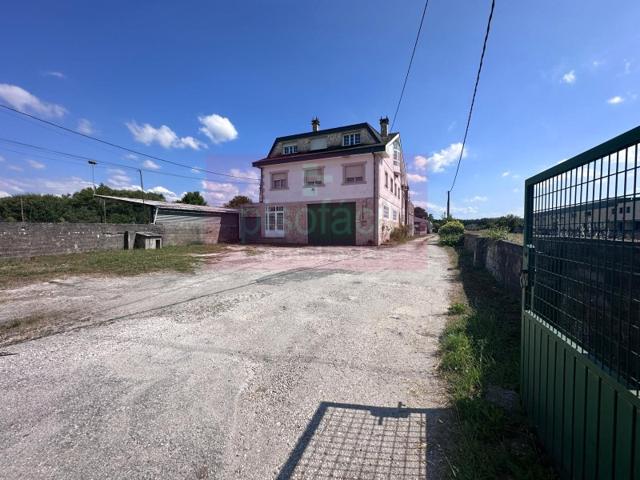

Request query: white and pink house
[{"left": 243, "top": 117, "right": 413, "bottom": 245}]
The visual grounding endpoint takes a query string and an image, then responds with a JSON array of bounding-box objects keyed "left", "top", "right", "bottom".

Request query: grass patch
[
  {"left": 440, "top": 248, "right": 556, "bottom": 479},
  {"left": 447, "top": 302, "right": 467, "bottom": 315},
  {"left": 0, "top": 244, "right": 227, "bottom": 288}
]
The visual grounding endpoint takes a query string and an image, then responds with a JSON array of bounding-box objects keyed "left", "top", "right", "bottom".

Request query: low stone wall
[
  {"left": 0, "top": 219, "right": 238, "bottom": 259},
  {"left": 463, "top": 233, "right": 522, "bottom": 297}
]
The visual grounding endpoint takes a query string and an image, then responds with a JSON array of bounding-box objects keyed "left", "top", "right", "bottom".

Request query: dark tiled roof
[
  {"left": 253, "top": 143, "right": 388, "bottom": 167},
  {"left": 264, "top": 122, "right": 385, "bottom": 159}
]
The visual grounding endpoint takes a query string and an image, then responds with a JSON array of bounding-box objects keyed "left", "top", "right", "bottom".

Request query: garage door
[{"left": 307, "top": 202, "right": 356, "bottom": 246}]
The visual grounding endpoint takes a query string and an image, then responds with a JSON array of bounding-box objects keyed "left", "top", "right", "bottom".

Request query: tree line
[{"left": 0, "top": 186, "right": 254, "bottom": 224}]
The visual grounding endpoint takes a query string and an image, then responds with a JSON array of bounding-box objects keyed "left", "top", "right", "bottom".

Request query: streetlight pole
[{"left": 138, "top": 169, "right": 148, "bottom": 223}]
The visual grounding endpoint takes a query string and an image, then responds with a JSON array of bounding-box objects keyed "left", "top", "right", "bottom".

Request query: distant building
[
  {"left": 96, "top": 195, "right": 239, "bottom": 244},
  {"left": 247, "top": 117, "right": 413, "bottom": 245}
]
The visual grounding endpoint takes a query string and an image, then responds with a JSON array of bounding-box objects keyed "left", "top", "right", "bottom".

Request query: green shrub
[
  {"left": 439, "top": 220, "right": 465, "bottom": 236},
  {"left": 486, "top": 226, "right": 509, "bottom": 240},
  {"left": 389, "top": 225, "right": 411, "bottom": 242},
  {"left": 439, "top": 233, "right": 463, "bottom": 246}
]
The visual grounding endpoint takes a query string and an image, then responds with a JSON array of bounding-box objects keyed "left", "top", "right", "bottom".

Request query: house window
[
  {"left": 626, "top": 206, "right": 631, "bottom": 214},
  {"left": 611, "top": 207, "right": 616, "bottom": 215},
  {"left": 271, "top": 172, "right": 288, "bottom": 190},
  {"left": 265, "top": 206, "right": 284, "bottom": 236},
  {"left": 344, "top": 163, "right": 365, "bottom": 184},
  {"left": 385, "top": 171, "right": 389, "bottom": 188},
  {"left": 283, "top": 143, "right": 298, "bottom": 155},
  {"left": 304, "top": 167, "right": 324, "bottom": 186},
  {"left": 619, "top": 207, "right": 624, "bottom": 214},
  {"left": 383, "top": 205, "right": 389, "bottom": 219},
  {"left": 393, "top": 140, "right": 401, "bottom": 160},
  {"left": 343, "top": 133, "right": 361, "bottom": 146},
  {"left": 392, "top": 209, "right": 398, "bottom": 221}
]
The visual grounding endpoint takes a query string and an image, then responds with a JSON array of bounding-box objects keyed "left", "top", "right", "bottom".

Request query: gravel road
[{"left": 0, "top": 236, "right": 455, "bottom": 479}]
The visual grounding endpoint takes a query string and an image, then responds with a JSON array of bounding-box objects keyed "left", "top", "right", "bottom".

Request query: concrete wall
[
  {"left": 463, "top": 233, "right": 522, "bottom": 297},
  {"left": 0, "top": 217, "right": 239, "bottom": 259}
]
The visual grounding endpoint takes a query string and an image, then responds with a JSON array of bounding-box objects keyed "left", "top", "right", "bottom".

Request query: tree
[
  {"left": 180, "top": 191, "right": 207, "bottom": 206},
  {"left": 224, "top": 195, "right": 252, "bottom": 208},
  {"left": 414, "top": 206, "right": 428, "bottom": 219}
]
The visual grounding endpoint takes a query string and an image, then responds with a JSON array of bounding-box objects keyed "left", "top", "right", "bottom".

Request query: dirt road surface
[{"left": 0, "top": 236, "right": 455, "bottom": 479}]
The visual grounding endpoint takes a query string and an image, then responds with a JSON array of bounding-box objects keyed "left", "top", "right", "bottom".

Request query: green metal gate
[
  {"left": 522, "top": 126, "right": 640, "bottom": 478},
  {"left": 307, "top": 202, "right": 356, "bottom": 246}
]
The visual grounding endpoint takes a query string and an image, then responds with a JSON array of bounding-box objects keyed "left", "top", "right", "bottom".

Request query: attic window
[
  {"left": 283, "top": 143, "right": 298, "bottom": 155},
  {"left": 343, "top": 133, "right": 361, "bottom": 146}
]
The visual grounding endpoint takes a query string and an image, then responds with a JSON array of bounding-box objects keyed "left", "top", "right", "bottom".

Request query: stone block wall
[
  {"left": 463, "top": 233, "right": 523, "bottom": 297},
  {"left": 0, "top": 217, "right": 239, "bottom": 259}
]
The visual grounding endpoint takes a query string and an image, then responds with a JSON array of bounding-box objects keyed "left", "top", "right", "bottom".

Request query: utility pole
[
  {"left": 138, "top": 169, "right": 148, "bottom": 223},
  {"left": 447, "top": 190, "right": 451, "bottom": 219},
  {"left": 88, "top": 160, "right": 105, "bottom": 223},
  {"left": 20, "top": 197, "right": 25, "bottom": 222}
]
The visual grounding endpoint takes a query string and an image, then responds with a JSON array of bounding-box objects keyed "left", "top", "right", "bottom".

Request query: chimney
[
  {"left": 380, "top": 116, "right": 389, "bottom": 137},
  {"left": 311, "top": 117, "right": 320, "bottom": 132}
]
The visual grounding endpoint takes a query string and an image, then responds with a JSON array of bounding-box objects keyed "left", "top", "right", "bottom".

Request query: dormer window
[
  {"left": 283, "top": 143, "right": 298, "bottom": 155},
  {"left": 343, "top": 133, "right": 361, "bottom": 146}
]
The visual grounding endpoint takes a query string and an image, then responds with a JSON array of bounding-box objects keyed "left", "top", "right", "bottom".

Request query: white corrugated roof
[{"left": 95, "top": 195, "right": 239, "bottom": 214}]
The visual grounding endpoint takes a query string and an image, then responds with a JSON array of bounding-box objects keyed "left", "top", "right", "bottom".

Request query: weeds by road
[
  {"left": 439, "top": 247, "right": 556, "bottom": 479},
  {"left": 0, "top": 244, "right": 227, "bottom": 288}
]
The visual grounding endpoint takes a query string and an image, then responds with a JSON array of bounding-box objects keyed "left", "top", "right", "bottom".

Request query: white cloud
[
  {"left": 44, "top": 71, "right": 66, "bottom": 79},
  {"left": 424, "top": 201, "right": 478, "bottom": 216},
  {"left": 0, "top": 176, "right": 92, "bottom": 196},
  {"left": 147, "top": 185, "right": 179, "bottom": 202},
  {"left": 126, "top": 121, "right": 206, "bottom": 150},
  {"left": 407, "top": 173, "right": 427, "bottom": 183},
  {"left": 77, "top": 118, "right": 94, "bottom": 135},
  {"left": 106, "top": 168, "right": 139, "bottom": 190},
  {"left": 562, "top": 70, "right": 576, "bottom": 84},
  {"left": 8, "top": 165, "right": 23, "bottom": 172},
  {"left": 465, "top": 195, "right": 487, "bottom": 203},
  {"left": 0, "top": 83, "right": 67, "bottom": 118},
  {"left": 198, "top": 114, "right": 238, "bottom": 144},
  {"left": 200, "top": 169, "right": 259, "bottom": 205},
  {"left": 624, "top": 60, "right": 632, "bottom": 75},
  {"left": 124, "top": 153, "right": 138, "bottom": 160},
  {"left": 27, "top": 159, "right": 45, "bottom": 169},
  {"left": 0, "top": 155, "right": 5, "bottom": 162},
  {"left": 513, "top": 188, "right": 520, "bottom": 193},
  {"left": 501, "top": 171, "right": 510, "bottom": 177},
  {"left": 414, "top": 143, "right": 465, "bottom": 173},
  {"left": 0, "top": 191, "right": 10, "bottom": 198},
  {"left": 142, "top": 159, "right": 161, "bottom": 170},
  {"left": 607, "top": 96, "right": 625, "bottom": 105}
]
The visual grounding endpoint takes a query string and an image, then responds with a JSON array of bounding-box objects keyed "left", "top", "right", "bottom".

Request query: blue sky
[{"left": 1, "top": 0, "right": 638, "bottom": 217}]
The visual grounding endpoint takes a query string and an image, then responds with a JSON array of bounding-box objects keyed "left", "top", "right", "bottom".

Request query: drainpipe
[{"left": 372, "top": 153, "right": 379, "bottom": 245}]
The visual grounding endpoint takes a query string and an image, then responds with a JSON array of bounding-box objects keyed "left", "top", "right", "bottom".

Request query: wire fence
[{"left": 525, "top": 126, "right": 640, "bottom": 392}]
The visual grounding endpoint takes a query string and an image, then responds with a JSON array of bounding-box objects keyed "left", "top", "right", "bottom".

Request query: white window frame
[
  {"left": 304, "top": 167, "right": 324, "bottom": 187},
  {"left": 265, "top": 206, "right": 285, "bottom": 238},
  {"left": 342, "top": 132, "right": 361, "bottom": 146},
  {"left": 283, "top": 143, "right": 298, "bottom": 155},
  {"left": 393, "top": 140, "right": 401, "bottom": 160},
  {"left": 383, "top": 204, "right": 390, "bottom": 219},
  {"left": 392, "top": 209, "right": 398, "bottom": 221}
]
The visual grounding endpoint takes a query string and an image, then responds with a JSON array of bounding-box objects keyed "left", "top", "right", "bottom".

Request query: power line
[
  {"left": 0, "top": 145, "right": 234, "bottom": 208},
  {"left": 0, "top": 104, "right": 258, "bottom": 181},
  {"left": 391, "top": 0, "right": 431, "bottom": 131},
  {"left": 449, "top": 0, "right": 496, "bottom": 194},
  {"left": 0, "top": 137, "right": 259, "bottom": 185}
]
